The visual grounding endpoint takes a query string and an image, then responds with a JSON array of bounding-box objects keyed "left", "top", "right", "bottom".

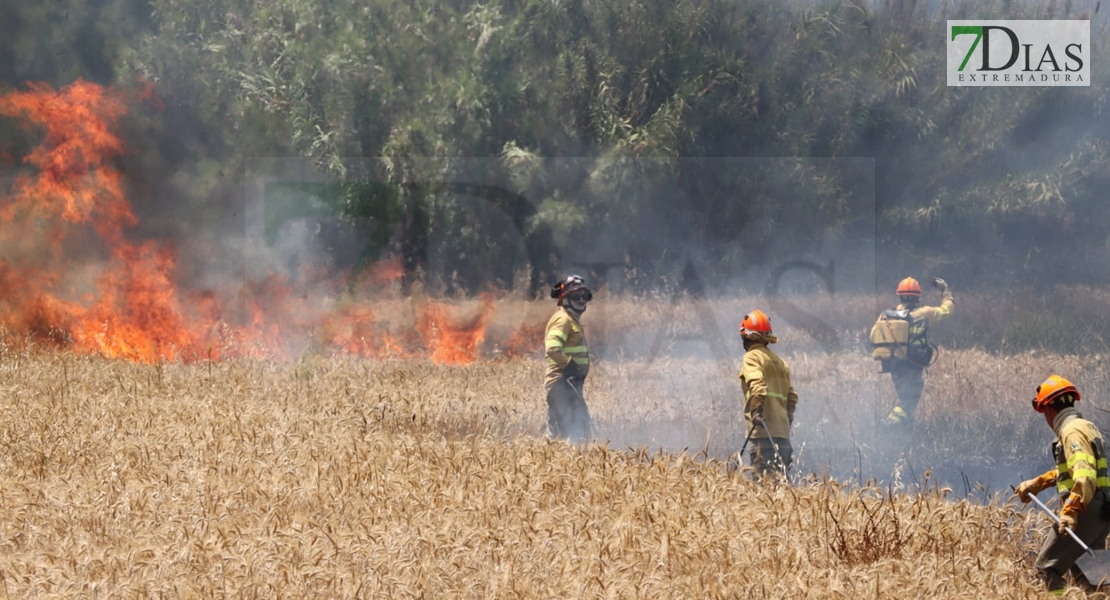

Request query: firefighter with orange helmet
[
  {"left": 871, "top": 276, "right": 954, "bottom": 425},
  {"left": 544, "top": 275, "right": 593, "bottom": 442},
  {"left": 736, "top": 309, "right": 798, "bottom": 476},
  {"left": 1015, "top": 375, "right": 1110, "bottom": 595}
]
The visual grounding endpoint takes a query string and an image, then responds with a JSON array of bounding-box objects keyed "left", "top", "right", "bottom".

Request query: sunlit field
[
  {"left": 7, "top": 73, "right": 1110, "bottom": 597},
  {"left": 2, "top": 292, "right": 1110, "bottom": 597}
]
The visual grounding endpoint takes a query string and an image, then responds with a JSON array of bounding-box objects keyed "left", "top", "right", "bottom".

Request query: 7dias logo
[{"left": 947, "top": 20, "right": 1090, "bottom": 86}]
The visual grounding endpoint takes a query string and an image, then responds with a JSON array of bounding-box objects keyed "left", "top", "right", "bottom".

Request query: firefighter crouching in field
[
  {"left": 870, "top": 276, "right": 954, "bottom": 425},
  {"left": 544, "top": 275, "right": 593, "bottom": 442},
  {"left": 1015, "top": 375, "right": 1110, "bottom": 595},
  {"left": 736, "top": 310, "right": 798, "bottom": 476}
]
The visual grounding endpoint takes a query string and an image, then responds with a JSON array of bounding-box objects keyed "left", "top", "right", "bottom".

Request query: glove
[
  {"left": 932, "top": 277, "right": 948, "bottom": 290},
  {"left": 1014, "top": 471, "right": 1056, "bottom": 503},
  {"left": 1059, "top": 493, "right": 1085, "bottom": 534},
  {"left": 563, "top": 361, "right": 585, "bottom": 380},
  {"left": 1059, "top": 510, "right": 1079, "bottom": 535},
  {"left": 1014, "top": 480, "right": 1037, "bottom": 503},
  {"left": 749, "top": 402, "right": 765, "bottom": 425}
]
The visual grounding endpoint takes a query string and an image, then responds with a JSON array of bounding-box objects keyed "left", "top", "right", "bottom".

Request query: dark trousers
[
  {"left": 749, "top": 437, "right": 793, "bottom": 476},
  {"left": 889, "top": 361, "right": 925, "bottom": 419},
  {"left": 1035, "top": 490, "right": 1110, "bottom": 591},
  {"left": 546, "top": 378, "right": 591, "bottom": 442}
]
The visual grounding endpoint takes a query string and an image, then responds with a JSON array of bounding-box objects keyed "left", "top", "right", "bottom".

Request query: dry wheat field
[
  {"left": 1, "top": 300, "right": 1107, "bottom": 599},
  {"left": 6, "top": 80, "right": 1110, "bottom": 597}
]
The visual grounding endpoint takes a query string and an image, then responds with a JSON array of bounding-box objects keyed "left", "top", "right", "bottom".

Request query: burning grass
[
  {"left": 4, "top": 78, "right": 1110, "bottom": 596},
  {"left": 0, "top": 345, "right": 1100, "bottom": 597},
  {"left": 3, "top": 80, "right": 1109, "bottom": 369}
]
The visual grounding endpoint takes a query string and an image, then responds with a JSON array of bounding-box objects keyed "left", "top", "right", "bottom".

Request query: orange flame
[
  {"left": 0, "top": 80, "right": 194, "bottom": 362},
  {"left": 417, "top": 294, "right": 497, "bottom": 364},
  {"left": 0, "top": 80, "right": 536, "bottom": 364}
]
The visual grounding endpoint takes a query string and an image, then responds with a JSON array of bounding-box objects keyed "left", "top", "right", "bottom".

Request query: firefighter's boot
[{"left": 886, "top": 406, "right": 911, "bottom": 426}]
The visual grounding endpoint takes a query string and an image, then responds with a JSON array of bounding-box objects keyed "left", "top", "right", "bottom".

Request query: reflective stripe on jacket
[
  {"left": 1053, "top": 413, "right": 1110, "bottom": 508},
  {"left": 544, "top": 307, "right": 589, "bottom": 391},
  {"left": 740, "top": 343, "right": 798, "bottom": 439}
]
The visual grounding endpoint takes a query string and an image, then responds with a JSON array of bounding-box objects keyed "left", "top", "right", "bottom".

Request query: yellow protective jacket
[
  {"left": 1033, "top": 409, "right": 1110, "bottom": 512},
  {"left": 871, "top": 288, "right": 954, "bottom": 363},
  {"left": 740, "top": 343, "right": 798, "bottom": 439},
  {"left": 544, "top": 307, "right": 589, "bottom": 391}
]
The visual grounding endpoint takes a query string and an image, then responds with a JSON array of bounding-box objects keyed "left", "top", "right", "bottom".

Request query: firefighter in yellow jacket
[
  {"left": 737, "top": 310, "right": 798, "bottom": 475},
  {"left": 872, "top": 276, "right": 954, "bottom": 425},
  {"left": 1015, "top": 375, "right": 1110, "bottom": 595},
  {"left": 544, "top": 275, "right": 592, "bottom": 442}
]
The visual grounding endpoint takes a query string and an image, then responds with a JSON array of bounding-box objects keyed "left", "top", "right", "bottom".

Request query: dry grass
[
  {"left": 488, "top": 285, "right": 1110, "bottom": 359},
  {"left": 0, "top": 335, "right": 1102, "bottom": 597}
]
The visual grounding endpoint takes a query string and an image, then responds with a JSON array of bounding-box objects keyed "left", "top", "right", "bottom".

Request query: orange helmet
[
  {"left": 740, "top": 310, "right": 773, "bottom": 338},
  {"left": 896, "top": 277, "right": 922, "bottom": 297},
  {"left": 1032, "top": 375, "right": 1081, "bottom": 413}
]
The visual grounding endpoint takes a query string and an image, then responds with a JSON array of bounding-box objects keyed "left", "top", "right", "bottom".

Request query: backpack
[{"left": 869, "top": 309, "right": 934, "bottom": 366}]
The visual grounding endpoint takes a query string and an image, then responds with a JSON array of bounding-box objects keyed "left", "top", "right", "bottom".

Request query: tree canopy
[{"left": 2, "top": 0, "right": 1108, "bottom": 294}]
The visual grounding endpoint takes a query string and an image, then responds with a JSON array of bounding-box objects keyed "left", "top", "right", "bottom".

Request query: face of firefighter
[
  {"left": 1044, "top": 404, "right": 1059, "bottom": 428},
  {"left": 566, "top": 289, "right": 590, "bottom": 313}
]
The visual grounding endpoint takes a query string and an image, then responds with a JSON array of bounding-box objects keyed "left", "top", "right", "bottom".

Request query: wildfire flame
[
  {"left": 0, "top": 80, "right": 542, "bottom": 364},
  {"left": 0, "top": 80, "right": 193, "bottom": 362},
  {"left": 416, "top": 295, "right": 497, "bottom": 365}
]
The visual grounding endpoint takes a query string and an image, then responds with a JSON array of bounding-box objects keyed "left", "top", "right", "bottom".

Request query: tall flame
[
  {"left": 0, "top": 80, "right": 195, "bottom": 362},
  {"left": 0, "top": 81, "right": 540, "bottom": 364}
]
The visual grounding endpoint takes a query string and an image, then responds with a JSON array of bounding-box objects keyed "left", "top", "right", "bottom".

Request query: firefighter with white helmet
[
  {"left": 870, "top": 276, "right": 954, "bottom": 425},
  {"left": 736, "top": 309, "right": 798, "bottom": 476},
  {"left": 1015, "top": 375, "right": 1110, "bottom": 595},
  {"left": 544, "top": 274, "right": 593, "bottom": 442}
]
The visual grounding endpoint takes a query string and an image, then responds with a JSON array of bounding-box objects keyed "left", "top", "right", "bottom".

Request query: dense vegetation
[{"left": 2, "top": 0, "right": 1108, "bottom": 294}]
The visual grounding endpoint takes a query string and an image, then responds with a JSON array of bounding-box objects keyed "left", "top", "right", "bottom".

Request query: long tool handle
[
  {"left": 757, "top": 419, "right": 779, "bottom": 452},
  {"left": 565, "top": 377, "right": 583, "bottom": 400},
  {"left": 1028, "top": 492, "right": 1094, "bottom": 555},
  {"left": 563, "top": 377, "right": 592, "bottom": 442},
  {"left": 757, "top": 418, "right": 787, "bottom": 476},
  {"left": 738, "top": 422, "right": 757, "bottom": 457}
]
